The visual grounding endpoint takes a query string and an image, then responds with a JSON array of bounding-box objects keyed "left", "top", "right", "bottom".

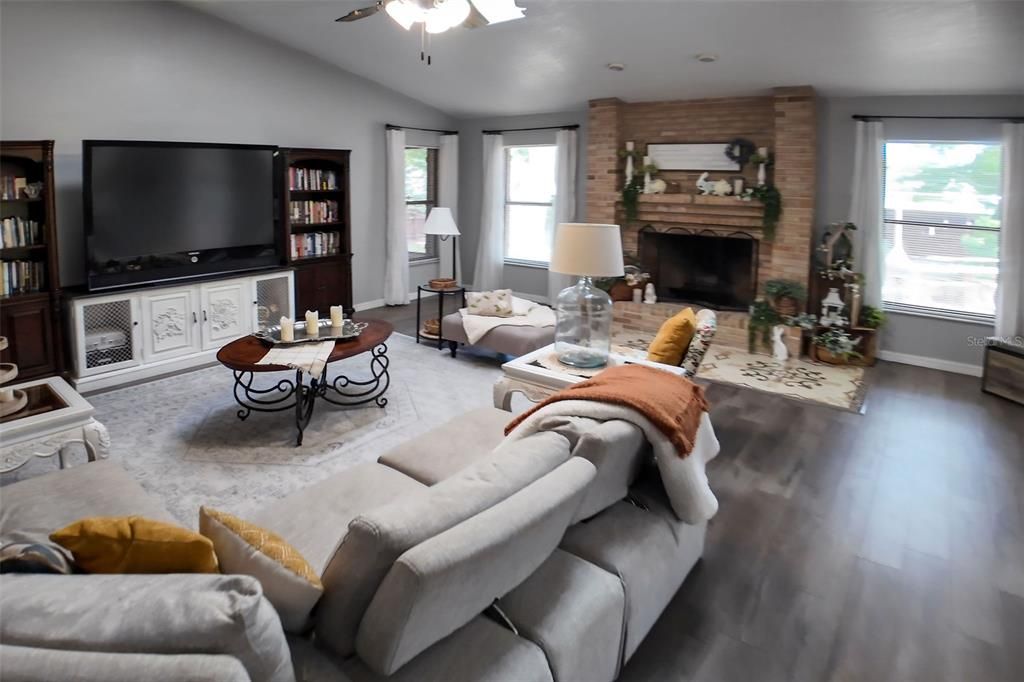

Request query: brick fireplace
[{"left": 586, "top": 87, "right": 818, "bottom": 349}]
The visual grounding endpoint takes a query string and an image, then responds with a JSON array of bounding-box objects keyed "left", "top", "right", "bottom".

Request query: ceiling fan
[
  {"left": 336, "top": 0, "right": 524, "bottom": 64},
  {"left": 336, "top": 0, "right": 525, "bottom": 36}
]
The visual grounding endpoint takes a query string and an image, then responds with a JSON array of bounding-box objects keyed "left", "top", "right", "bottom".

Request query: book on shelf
[
  {"left": 289, "top": 199, "right": 339, "bottom": 224},
  {"left": 1, "top": 217, "right": 43, "bottom": 248},
  {"left": 290, "top": 231, "right": 340, "bottom": 260},
  {"left": 288, "top": 167, "right": 338, "bottom": 191},
  {"left": 1, "top": 259, "right": 45, "bottom": 296},
  {"left": 0, "top": 176, "right": 28, "bottom": 201}
]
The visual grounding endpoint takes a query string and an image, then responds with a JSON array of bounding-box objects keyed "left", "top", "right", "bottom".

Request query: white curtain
[
  {"left": 996, "top": 122, "right": 1024, "bottom": 339},
  {"left": 548, "top": 129, "right": 578, "bottom": 303},
  {"left": 849, "top": 120, "right": 885, "bottom": 307},
  {"left": 473, "top": 133, "right": 505, "bottom": 291},
  {"left": 437, "top": 133, "right": 462, "bottom": 282},
  {"left": 383, "top": 128, "right": 409, "bottom": 305}
]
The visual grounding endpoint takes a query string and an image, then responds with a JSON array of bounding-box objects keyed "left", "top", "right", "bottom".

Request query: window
[
  {"left": 505, "top": 145, "right": 557, "bottom": 264},
  {"left": 405, "top": 146, "right": 437, "bottom": 260},
  {"left": 882, "top": 141, "right": 1002, "bottom": 319}
]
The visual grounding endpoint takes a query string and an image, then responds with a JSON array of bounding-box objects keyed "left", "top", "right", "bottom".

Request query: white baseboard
[
  {"left": 73, "top": 351, "right": 220, "bottom": 394},
  {"left": 514, "top": 291, "right": 550, "bottom": 305},
  {"left": 877, "top": 350, "right": 983, "bottom": 377}
]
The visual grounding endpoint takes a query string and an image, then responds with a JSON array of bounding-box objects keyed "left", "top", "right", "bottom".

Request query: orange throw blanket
[{"left": 505, "top": 365, "right": 709, "bottom": 458}]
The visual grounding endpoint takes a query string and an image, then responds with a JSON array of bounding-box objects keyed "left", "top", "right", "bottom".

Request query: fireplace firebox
[{"left": 638, "top": 229, "right": 758, "bottom": 310}]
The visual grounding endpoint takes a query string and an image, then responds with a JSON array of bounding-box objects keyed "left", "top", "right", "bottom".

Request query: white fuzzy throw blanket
[
  {"left": 458, "top": 297, "right": 555, "bottom": 345},
  {"left": 501, "top": 399, "right": 720, "bottom": 523}
]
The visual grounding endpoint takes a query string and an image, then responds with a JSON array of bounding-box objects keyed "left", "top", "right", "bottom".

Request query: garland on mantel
[{"left": 748, "top": 185, "right": 782, "bottom": 241}]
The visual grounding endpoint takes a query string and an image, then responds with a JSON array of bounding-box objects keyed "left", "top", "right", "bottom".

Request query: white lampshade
[
  {"left": 423, "top": 207, "right": 460, "bottom": 236},
  {"left": 550, "top": 223, "right": 624, "bottom": 277}
]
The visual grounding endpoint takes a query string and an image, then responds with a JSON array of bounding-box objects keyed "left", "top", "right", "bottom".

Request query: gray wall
[
  {"left": 457, "top": 110, "right": 588, "bottom": 298},
  {"left": 817, "top": 95, "right": 1024, "bottom": 369},
  {"left": 0, "top": 1, "right": 454, "bottom": 305}
]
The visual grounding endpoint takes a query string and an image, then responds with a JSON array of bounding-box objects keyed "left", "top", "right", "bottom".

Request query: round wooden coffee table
[{"left": 216, "top": 319, "right": 393, "bottom": 446}]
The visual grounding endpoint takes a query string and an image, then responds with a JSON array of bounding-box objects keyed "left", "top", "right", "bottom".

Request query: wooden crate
[{"left": 982, "top": 339, "right": 1024, "bottom": 406}]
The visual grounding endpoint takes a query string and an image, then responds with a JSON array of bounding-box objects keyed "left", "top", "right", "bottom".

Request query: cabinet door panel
[
  {"left": 252, "top": 272, "right": 294, "bottom": 332},
  {"left": 201, "top": 281, "right": 250, "bottom": 349},
  {"left": 142, "top": 288, "right": 199, "bottom": 362},
  {"left": 0, "top": 298, "right": 55, "bottom": 379}
]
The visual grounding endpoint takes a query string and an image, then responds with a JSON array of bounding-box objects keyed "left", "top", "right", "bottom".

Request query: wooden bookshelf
[
  {"left": 280, "top": 148, "right": 352, "bottom": 315},
  {"left": 0, "top": 140, "right": 65, "bottom": 379}
]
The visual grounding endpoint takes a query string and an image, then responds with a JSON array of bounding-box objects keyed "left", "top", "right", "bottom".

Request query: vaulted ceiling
[{"left": 191, "top": 1, "right": 1024, "bottom": 118}]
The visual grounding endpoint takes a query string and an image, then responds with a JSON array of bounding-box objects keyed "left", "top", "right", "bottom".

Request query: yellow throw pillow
[
  {"left": 199, "top": 507, "right": 323, "bottom": 634},
  {"left": 50, "top": 516, "right": 218, "bottom": 574},
  {"left": 647, "top": 308, "right": 698, "bottom": 366}
]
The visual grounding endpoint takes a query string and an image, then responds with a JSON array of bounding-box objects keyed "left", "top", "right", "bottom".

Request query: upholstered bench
[{"left": 441, "top": 312, "right": 554, "bottom": 358}]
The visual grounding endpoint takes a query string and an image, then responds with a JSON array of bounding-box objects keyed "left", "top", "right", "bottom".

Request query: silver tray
[{"left": 254, "top": 319, "right": 368, "bottom": 346}]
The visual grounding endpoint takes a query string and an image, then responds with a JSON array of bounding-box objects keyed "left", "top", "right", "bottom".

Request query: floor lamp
[{"left": 424, "top": 207, "right": 460, "bottom": 283}]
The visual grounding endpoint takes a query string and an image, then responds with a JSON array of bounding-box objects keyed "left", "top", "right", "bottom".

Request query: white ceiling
[{"left": 190, "top": 0, "right": 1024, "bottom": 118}]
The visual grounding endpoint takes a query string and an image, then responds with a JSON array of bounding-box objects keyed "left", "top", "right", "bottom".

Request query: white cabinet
[
  {"left": 71, "top": 293, "right": 143, "bottom": 378},
  {"left": 69, "top": 269, "right": 294, "bottom": 392},
  {"left": 200, "top": 281, "right": 250, "bottom": 350},
  {"left": 142, "top": 287, "right": 200, "bottom": 362}
]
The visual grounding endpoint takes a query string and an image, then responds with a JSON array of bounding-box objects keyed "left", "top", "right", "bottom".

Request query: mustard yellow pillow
[
  {"left": 646, "top": 308, "right": 697, "bottom": 366},
  {"left": 199, "top": 507, "right": 323, "bottom": 634},
  {"left": 50, "top": 516, "right": 218, "bottom": 574}
]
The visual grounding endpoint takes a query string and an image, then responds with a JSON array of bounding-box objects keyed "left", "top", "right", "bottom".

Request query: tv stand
[{"left": 67, "top": 269, "right": 294, "bottom": 393}]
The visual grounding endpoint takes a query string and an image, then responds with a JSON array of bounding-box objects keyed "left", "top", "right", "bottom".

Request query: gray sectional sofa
[{"left": 0, "top": 406, "right": 707, "bottom": 682}]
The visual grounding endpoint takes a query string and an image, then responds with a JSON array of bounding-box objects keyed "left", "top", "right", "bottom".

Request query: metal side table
[{"left": 416, "top": 284, "right": 466, "bottom": 349}]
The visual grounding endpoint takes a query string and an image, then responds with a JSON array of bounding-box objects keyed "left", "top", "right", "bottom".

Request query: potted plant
[
  {"left": 860, "top": 305, "right": 887, "bottom": 329},
  {"left": 764, "top": 279, "right": 807, "bottom": 316},
  {"left": 813, "top": 328, "right": 862, "bottom": 365},
  {"left": 748, "top": 300, "right": 781, "bottom": 354}
]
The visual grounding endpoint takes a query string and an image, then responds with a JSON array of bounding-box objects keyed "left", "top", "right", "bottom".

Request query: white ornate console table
[{"left": 0, "top": 376, "right": 110, "bottom": 473}]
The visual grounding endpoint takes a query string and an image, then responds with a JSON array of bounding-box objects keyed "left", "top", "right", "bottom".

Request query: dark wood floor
[
  {"left": 357, "top": 299, "right": 458, "bottom": 338},
  {"left": 363, "top": 303, "right": 1024, "bottom": 681}
]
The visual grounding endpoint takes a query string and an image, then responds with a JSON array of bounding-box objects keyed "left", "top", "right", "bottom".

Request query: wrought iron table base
[{"left": 231, "top": 343, "right": 390, "bottom": 446}]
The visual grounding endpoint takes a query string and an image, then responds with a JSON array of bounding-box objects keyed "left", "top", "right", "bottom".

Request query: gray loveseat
[{"left": 0, "top": 406, "right": 708, "bottom": 682}]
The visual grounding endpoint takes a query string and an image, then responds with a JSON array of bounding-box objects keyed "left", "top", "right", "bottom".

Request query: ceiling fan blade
[{"left": 336, "top": 2, "right": 383, "bottom": 22}]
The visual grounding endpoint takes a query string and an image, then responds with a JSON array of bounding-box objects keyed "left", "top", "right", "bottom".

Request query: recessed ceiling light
[
  {"left": 695, "top": 53, "right": 718, "bottom": 63},
  {"left": 606, "top": 63, "right": 626, "bottom": 72}
]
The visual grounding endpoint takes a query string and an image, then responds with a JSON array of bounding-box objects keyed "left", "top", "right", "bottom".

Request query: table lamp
[
  {"left": 423, "top": 207, "right": 460, "bottom": 282},
  {"left": 550, "top": 223, "right": 624, "bottom": 368}
]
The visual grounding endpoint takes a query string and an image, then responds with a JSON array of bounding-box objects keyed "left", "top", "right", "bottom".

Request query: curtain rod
[
  {"left": 482, "top": 124, "right": 580, "bottom": 134},
  {"left": 852, "top": 115, "right": 1024, "bottom": 123},
  {"left": 386, "top": 124, "right": 458, "bottom": 135}
]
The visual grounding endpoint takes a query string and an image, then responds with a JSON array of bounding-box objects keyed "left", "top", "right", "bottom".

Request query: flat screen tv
[{"left": 84, "top": 140, "right": 279, "bottom": 290}]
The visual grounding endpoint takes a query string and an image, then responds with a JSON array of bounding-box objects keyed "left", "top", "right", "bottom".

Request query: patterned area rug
[
  {"left": 0, "top": 334, "right": 504, "bottom": 525},
  {"left": 697, "top": 346, "right": 868, "bottom": 413}
]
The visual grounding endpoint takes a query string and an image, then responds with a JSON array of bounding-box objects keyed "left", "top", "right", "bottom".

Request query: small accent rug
[
  {"left": 697, "top": 346, "right": 868, "bottom": 413},
  {"left": 0, "top": 334, "right": 503, "bottom": 526}
]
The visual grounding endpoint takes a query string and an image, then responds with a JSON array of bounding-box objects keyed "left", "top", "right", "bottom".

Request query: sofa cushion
[
  {"left": 559, "top": 487, "right": 706, "bottom": 662},
  {"left": 0, "top": 461, "right": 174, "bottom": 546},
  {"left": 200, "top": 507, "right": 323, "bottom": 635},
  {"left": 0, "top": 573, "right": 293, "bottom": 682},
  {"left": 356, "top": 457, "right": 596, "bottom": 675},
  {"left": 51, "top": 516, "right": 218, "bottom": 574},
  {"left": 377, "top": 407, "right": 511, "bottom": 484},
  {"left": 500, "top": 549, "right": 626, "bottom": 682},
  {"left": 525, "top": 415, "right": 649, "bottom": 522},
  {"left": 314, "top": 432, "right": 571, "bottom": 659},
  {"left": 249, "top": 462, "right": 426, "bottom": 577},
  {"left": 342, "top": 617, "right": 552, "bottom": 682},
  {"left": 0, "top": 645, "right": 251, "bottom": 682}
]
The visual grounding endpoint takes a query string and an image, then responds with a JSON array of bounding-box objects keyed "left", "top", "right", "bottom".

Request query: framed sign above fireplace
[{"left": 647, "top": 143, "right": 740, "bottom": 171}]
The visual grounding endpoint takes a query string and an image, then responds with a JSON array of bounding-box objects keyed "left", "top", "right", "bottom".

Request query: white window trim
[
  {"left": 880, "top": 138, "right": 1002, "bottom": 322},
  {"left": 503, "top": 143, "right": 556, "bottom": 267}
]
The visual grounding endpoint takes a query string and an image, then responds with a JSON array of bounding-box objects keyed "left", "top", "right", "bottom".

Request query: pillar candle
[
  {"left": 280, "top": 316, "right": 294, "bottom": 342},
  {"left": 330, "top": 305, "right": 344, "bottom": 327},
  {"left": 305, "top": 310, "right": 319, "bottom": 338}
]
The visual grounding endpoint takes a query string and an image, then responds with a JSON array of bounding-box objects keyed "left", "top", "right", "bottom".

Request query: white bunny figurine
[{"left": 772, "top": 325, "right": 788, "bottom": 363}]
